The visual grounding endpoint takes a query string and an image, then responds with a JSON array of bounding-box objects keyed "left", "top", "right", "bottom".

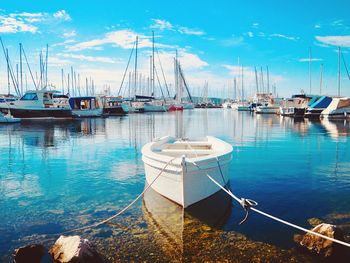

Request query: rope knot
[{"left": 239, "top": 198, "right": 258, "bottom": 225}]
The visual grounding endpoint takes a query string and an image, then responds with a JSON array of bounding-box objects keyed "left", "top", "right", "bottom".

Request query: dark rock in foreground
[
  {"left": 13, "top": 244, "right": 45, "bottom": 263},
  {"left": 49, "top": 235, "right": 103, "bottom": 263}
]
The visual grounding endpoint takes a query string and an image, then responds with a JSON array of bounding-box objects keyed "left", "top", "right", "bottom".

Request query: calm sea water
[{"left": 0, "top": 110, "right": 349, "bottom": 261}]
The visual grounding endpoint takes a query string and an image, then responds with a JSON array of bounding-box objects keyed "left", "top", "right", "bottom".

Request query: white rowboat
[{"left": 141, "top": 136, "right": 233, "bottom": 208}]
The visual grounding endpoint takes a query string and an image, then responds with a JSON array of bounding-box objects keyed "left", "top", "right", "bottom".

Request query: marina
[{"left": 1, "top": 1, "right": 350, "bottom": 262}]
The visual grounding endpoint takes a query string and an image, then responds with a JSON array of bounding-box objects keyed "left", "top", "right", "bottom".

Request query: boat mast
[
  {"left": 152, "top": 31, "right": 155, "bottom": 97},
  {"left": 134, "top": 36, "right": 138, "bottom": 99},
  {"left": 309, "top": 47, "right": 312, "bottom": 94},
  {"left": 266, "top": 65, "right": 270, "bottom": 94},
  {"left": 6, "top": 49, "right": 10, "bottom": 94},
  {"left": 61, "top": 69, "right": 64, "bottom": 94},
  {"left": 338, "top": 46, "right": 341, "bottom": 96},
  {"left": 19, "top": 43, "right": 23, "bottom": 96},
  {"left": 45, "top": 44, "right": 48, "bottom": 88},
  {"left": 241, "top": 65, "right": 244, "bottom": 101},
  {"left": 254, "top": 66, "right": 259, "bottom": 94},
  {"left": 320, "top": 64, "right": 323, "bottom": 95}
]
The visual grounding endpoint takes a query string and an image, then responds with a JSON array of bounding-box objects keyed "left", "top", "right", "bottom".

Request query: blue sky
[{"left": 0, "top": 0, "right": 350, "bottom": 97}]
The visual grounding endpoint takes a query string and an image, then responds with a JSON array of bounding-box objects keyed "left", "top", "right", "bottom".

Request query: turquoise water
[{"left": 0, "top": 110, "right": 350, "bottom": 261}]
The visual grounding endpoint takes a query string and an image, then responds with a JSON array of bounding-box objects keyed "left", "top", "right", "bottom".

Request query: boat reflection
[
  {"left": 142, "top": 184, "right": 232, "bottom": 258},
  {"left": 320, "top": 119, "right": 350, "bottom": 139}
]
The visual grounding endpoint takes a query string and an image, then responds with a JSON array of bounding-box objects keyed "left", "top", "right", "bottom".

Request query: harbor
[{"left": 1, "top": 1, "right": 350, "bottom": 262}]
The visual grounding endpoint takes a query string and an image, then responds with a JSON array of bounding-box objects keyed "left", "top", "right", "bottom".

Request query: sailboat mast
[
  {"left": 254, "top": 66, "right": 259, "bottom": 93},
  {"left": 45, "top": 44, "right": 48, "bottom": 88},
  {"left": 241, "top": 65, "right": 244, "bottom": 101},
  {"left": 20, "top": 43, "right": 23, "bottom": 96},
  {"left": 61, "top": 68, "right": 64, "bottom": 94},
  {"left": 134, "top": 36, "right": 138, "bottom": 97},
  {"left": 266, "top": 65, "right": 270, "bottom": 94},
  {"left": 338, "top": 46, "right": 341, "bottom": 96},
  {"left": 309, "top": 47, "right": 312, "bottom": 94},
  {"left": 6, "top": 48, "right": 10, "bottom": 94},
  {"left": 152, "top": 31, "right": 155, "bottom": 97},
  {"left": 320, "top": 64, "right": 323, "bottom": 95}
]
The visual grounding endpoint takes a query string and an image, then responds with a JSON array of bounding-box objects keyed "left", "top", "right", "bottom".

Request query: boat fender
[{"left": 239, "top": 198, "right": 258, "bottom": 225}]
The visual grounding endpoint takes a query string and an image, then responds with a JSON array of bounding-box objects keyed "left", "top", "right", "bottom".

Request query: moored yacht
[
  {"left": 0, "top": 89, "right": 72, "bottom": 118},
  {"left": 102, "top": 96, "right": 129, "bottom": 115},
  {"left": 305, "top": 96, "right": 332, "bottom": 119},
  {"left": 320, "top": 97, "right": 350, "bottom": 119}
]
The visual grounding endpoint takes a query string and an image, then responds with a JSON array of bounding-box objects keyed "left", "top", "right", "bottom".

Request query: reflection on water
[
  {"left": 0, "top": 110, "right": 350, "bottom": 261},
  {"left": 142, "top": 186, "right": 231, "bottom": 259}
]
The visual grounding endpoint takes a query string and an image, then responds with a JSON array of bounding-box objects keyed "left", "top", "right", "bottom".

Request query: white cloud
[
  {"left": 150, "top": 18, "right": 205, "bottom": 36},
  {"left": 63, "top": 30, "right": 76, "bottom": 38},
  {"left": 150, "top": 19, "right": 173, "bottom": 31},
  {"left": 178, "top": 27, "right": 205, "bottom": 36},
  {"left": 298, "top": 58, "right": 323, "bottom": 62},
  {"left": 67, "top": 29, "right": 173, "bottom": 51},
  {"left": 53, "top": 10, "right": 71, "bottom": 21},
  {"left": 0, "top": 15, "right": 38, "bottom": 33},
  {"left": 314, "top": 24, "right": 321, "bottom": 29},
  {"left": 331, "top": 19, "right": 344, "bottom": 27},
  {"left": 315, "top": 35, "right": 350, "bottom": 47},
  {"left": 0, "top": 10, "right": 72, "bottom": 34},
  {"left": 59, "top": 53, "right": 119, "bottom": 64},
  {"left": 270, "top": 34, "right": 298, "bottom": 41}
]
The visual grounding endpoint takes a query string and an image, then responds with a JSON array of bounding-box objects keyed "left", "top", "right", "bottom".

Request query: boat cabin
[{"left": 69, "top": 97, "right": 101, "bottom": 110}]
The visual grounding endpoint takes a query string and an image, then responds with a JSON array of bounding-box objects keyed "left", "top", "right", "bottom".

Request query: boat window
[{"left": 21, "top": 93, "right": 38, "bottom": 100}]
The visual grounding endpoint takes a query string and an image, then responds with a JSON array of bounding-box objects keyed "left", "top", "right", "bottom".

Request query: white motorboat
[
  {"left": 255, "top": 105, "right": 280, "bottom": 114},
  {"left": 320, "top": 97, "right": 350, "bottom": 119},
  {"left": 0, "top": 112, "right": 21, "bottom": 123},
  {"left": 0, "top": 89, "right": 72, "bottom": 118},
  {"left": 141, "top": 136, "right": 233, "bottom": 208}
]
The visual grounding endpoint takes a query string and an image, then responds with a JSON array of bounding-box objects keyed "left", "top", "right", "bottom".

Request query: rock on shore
[{"left": 49, "top": 235, "right": 103, "bottom": 263}]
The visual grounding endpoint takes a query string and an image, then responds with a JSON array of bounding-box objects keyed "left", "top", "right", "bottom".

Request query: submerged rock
[
  {"left": 13, "top": 244, "right": 45, "bottom": 263},
  {"left": 49, "top": 235, "right": 103, "bottom": 263},
  {"left": 299, "top": 223, "right": 345, "bottom": 258}
]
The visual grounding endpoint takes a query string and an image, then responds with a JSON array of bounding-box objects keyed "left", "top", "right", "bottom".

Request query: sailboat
[{"left": 141, "top": 136, "right": 233, "bottom": 208}]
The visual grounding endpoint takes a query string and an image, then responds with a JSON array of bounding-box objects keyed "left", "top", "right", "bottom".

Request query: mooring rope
[
  {"left": 62, "top": 157, "right": 177, "bottom": 234},
  {"left": 189, "top": 160, "right": 350, "bottom": 249}
]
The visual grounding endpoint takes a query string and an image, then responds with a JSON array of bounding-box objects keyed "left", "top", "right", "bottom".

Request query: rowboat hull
[{"left": 142, "top": 136, "right": 233, "bottom": 208}]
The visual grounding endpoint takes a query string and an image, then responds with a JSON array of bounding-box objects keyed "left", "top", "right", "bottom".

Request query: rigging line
[
  {"left": 155, "top": 47, "right": 171, "bottom": 98},
  {"left": 0, "top": 38, "right": 20, "bottom": 96},
  {"left": 117, "top": 41, "right": 136, "bottom": 96},
  {"left": 154, "top": 65, "right": 166, "bottom": 102},
  {"left": 178, "top": 63, "right": 193, "bottom": 103},
  {"left": 21, "top": 45, "right": 38, "bottom": 90},
  {"left": 341, "top": 50, "right": 350, "bottom": 81}
]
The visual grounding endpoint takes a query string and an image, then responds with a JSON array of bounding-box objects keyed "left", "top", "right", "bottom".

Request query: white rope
[
  {"left": 191, "top": 160, "right": 350, "bottom": 249},
  {"left": 63, "top": 157, "right": 176, "bottom": 234}
]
